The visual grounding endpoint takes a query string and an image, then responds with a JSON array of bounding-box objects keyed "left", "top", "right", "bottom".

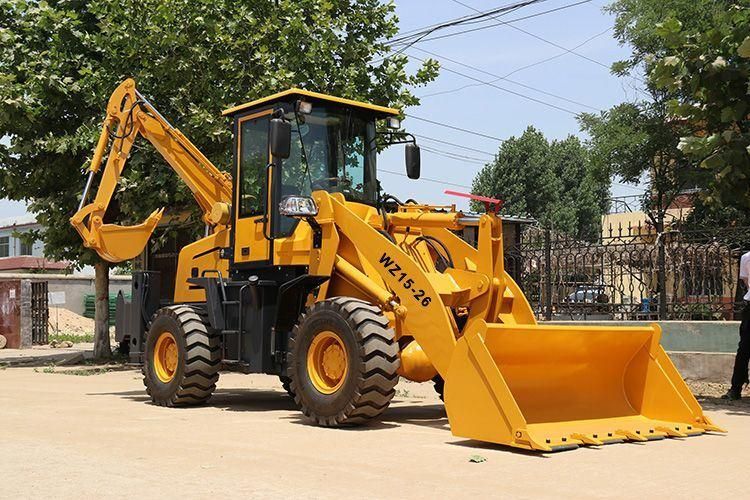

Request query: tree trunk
[
  {"left": 656, "top": 199, "right": 668, "bottom": 321},
  {"left": 94, "top": 260, "right": 112, "bottom": 359}
]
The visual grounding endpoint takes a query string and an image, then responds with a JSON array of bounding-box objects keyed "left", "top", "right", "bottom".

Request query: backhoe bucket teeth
[
  {"left": 443, "top": 322, "right": 723, "bottom": 452},
  {"left": 91, "top": 208, "right": 164, "bottom": 263}
]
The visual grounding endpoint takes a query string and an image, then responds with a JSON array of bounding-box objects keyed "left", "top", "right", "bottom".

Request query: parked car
[{"left": 566, "top": 287, "right": 609, "bottom": 304}]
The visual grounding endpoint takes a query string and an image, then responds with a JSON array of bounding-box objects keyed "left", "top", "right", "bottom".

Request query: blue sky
[
  {"left": 378, "top": 0, "right": 646, "bottom": 209},
  {"left": 0, "top": 0, "right": 644, "bottom": 218}
]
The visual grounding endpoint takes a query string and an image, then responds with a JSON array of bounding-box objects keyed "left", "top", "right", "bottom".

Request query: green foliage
[
  {"left": 471, "top": 127, "right": 608, "bottom": 241},
  {"left": 49, "top": 332, "right": 95, "bottom": 343},
  {"left": 651, "top": 4, "right": 750, "bottom": 210},
  {"left": 580, "top": 0, "right": 727, "bottom": 227},
  {"left": 579, "top": 103, "right": 655, "bottom": 184},
  {"left": 0, "top": 0, "right": 438, "bottom": 267},
  {"left": 606, "top": 0, "right": 728, "bottom": 76},
  {"left": 579, "top": 100, "right": 707, "bottom": 225},
  {"left": 684, "top": 197, "right": 750, "bottom": 229}
]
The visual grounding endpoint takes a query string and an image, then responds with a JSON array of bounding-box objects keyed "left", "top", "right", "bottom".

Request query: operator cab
[{"left": 223, "top": 89, "right": 420, "bottom": 249}]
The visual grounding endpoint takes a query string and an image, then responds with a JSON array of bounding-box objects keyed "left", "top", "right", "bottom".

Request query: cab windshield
[{"left": 280, "top": 105, "right": 378, "bottom": 205}]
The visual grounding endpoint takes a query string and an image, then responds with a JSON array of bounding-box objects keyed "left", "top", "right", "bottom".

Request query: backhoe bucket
[
  {"left": 89, "top": 208, "right": 164, "bottom": 263},
  {"left": 444, "top": 322, "right": 723, "bottom": 452}
]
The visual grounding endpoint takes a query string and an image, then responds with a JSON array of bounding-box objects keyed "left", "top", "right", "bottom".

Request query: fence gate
[{"left": 30, "top": 281, "right": 49, "bottom": 344}]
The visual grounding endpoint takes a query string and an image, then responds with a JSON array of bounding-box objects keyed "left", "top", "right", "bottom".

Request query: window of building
[
  {"left": 0, "top": 236, "right": 9, "bottom": 258},
  {"left": 19, "top": 237, "right": 33, "bottom": 256}
]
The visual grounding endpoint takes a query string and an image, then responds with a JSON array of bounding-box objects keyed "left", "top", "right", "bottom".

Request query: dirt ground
[
  {"left": 1, "top": 368, "right": 748, "bottom": 499},
  {"left": 47, "top": 307, "right": 95, "bottom": 336}
]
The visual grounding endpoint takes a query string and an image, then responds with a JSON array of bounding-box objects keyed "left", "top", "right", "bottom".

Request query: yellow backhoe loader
[{"left": 71, "top": 79, "right": 722, "bottom": 451}]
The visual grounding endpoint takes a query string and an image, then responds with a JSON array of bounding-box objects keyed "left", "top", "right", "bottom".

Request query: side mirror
[
  {"left": 405, "top": 143, "right": 421, "bottom": 179},
  {"left": 270, "top": 117, "right": 291, "bottom": 159}
]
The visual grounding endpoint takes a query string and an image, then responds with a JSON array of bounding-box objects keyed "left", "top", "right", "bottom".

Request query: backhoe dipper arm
[{"left": 70, "top": 79, "right": 233, "bottom": 263}]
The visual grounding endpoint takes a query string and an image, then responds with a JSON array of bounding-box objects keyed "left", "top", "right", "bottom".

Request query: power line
[
  {"left": 373, "top": 0, "right": 539, "bottom": 65},
  {"left": 448, "top": 0, "right": 645, "bottom": 83},
  {"left": 502, "top": 27, "right": 613, "bottom": 78},
  {"left": 408, "top": 53, "right": 579, "bottom": 115},
  {"left": 420, "top": 27, "right": 612, "bottom": 99},
  {"left": 379, "top": 168, "right": 473, "bottom": 189},
  {"left": 391, "top": 0, "right": 591, "bottom": 47},
  {"left": 420, "top": 144, "right": 490, "bottom": 163},
  {"left": 414, "top": 134, "right": 496, "bottom": 156},
  {"left": 406, "top": 114, "right": 505, "bottom": 141},
  {"left": 410, "top": 46, "right": 601, "bottom": 112},
  {"left": 380, "top": 1, "right": 535, "bottom": 42},
  {"left": 383, "top": 0, "right": 548, "bottom": 47}
]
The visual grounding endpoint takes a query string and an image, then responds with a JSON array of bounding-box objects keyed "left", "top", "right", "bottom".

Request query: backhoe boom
[{"left": 71, "top": 79, "right": 232, "bottom": 262}]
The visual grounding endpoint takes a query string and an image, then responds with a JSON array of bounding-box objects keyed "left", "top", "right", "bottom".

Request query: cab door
[{"left": 233, "top": 110, "right": 273, "bottom": 266}]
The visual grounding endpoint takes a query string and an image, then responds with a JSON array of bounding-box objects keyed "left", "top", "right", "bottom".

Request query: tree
[
  {"left": 0, "top": 0, "right": 438, "bottom": 358},
  {"left": 599, "top": 0, "right": 742, "bottom": 226},
  {"left": 651, "top": 6, "right": 750, "bottom": 211},
  {"left": 579, "top": 100, "right": 706, "bottom": 232},
  {"left": 577, "top": 0, "right": 729, "bottom": 232},
  {"left": 607, "top": 0, "right": 727, "bottom": 76},
  {"left": 471, "top": 127, "right": 608, "bottom": 241}
]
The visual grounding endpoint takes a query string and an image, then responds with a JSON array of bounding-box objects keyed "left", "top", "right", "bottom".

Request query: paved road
[{"left": 1, "top": 367, "right": 747, "bottom": 499}]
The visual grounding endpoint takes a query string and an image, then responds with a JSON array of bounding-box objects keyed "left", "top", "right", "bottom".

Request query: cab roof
[{"left": 222, "top": 88, "right": 400, "bottom": 118}]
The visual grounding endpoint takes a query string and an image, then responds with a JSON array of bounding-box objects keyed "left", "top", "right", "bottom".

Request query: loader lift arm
[{"left": 70, "top": 78, "right": 233, "bottom": 263}]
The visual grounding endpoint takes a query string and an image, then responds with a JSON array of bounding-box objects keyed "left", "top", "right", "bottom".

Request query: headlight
[{"left": 279, "top": 196, "right": 318, "bottom": 217}]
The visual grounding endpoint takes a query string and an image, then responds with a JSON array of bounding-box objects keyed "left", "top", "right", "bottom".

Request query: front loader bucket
[{"left": 444, "top": 322, "right": 723, "bottom": 452}]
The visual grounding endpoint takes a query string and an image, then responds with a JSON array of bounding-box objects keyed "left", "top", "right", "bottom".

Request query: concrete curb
[
  {"left": 0, "top": 349, "right": 91, "bottom": 367},
  {"left": 546, "top": 320, "right": 740, "bottom": 353},
  {"left": 667, "top": 351, "right": 734, "bottom": 383}
]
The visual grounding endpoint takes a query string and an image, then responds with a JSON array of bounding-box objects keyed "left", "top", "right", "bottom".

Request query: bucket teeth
[
  {"left": 616, "top": 429, "right": 649, "bottom": 442},
  {"left": 570, "top": 433, "right": 603, "bottom": 446},
  {"left": 521, "top": 420, "right": 710, "bottom": 451},
  {"left": 656, "top": 426, "right": 688, "bottom": 438}
]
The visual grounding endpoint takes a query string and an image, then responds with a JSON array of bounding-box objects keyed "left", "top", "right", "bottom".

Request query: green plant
[
  {"left": 651, "top": 5, "right": 750, "bottom": 210},
  {"left": 49, "top": 332, "right": 95, "bottom": 344},
  {"left": 58, "top": 366, "right": 113, "bottom": 376}
]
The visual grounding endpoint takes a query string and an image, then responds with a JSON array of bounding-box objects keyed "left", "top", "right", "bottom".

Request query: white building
[{"left": 0, "top": 214, "right": 69, "bottom": 273}]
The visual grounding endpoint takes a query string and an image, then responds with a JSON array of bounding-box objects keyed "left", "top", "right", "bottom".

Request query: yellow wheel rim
[
  {"left": 307, "top": 331, "right": 348, "bottom": 394},
  {"left": 153, "top": 331, "right": 179, "bottom": 383}
]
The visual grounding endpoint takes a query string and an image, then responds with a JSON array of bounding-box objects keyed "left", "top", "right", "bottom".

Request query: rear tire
[
  {"left": 288, "top": 297, "right": 400, "bottom": 426},
  {"left": 143, "top": 305, "right": 220, "bottom": 406}
]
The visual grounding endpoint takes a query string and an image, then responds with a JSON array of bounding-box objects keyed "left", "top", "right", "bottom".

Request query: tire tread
[{"left": 289, "top": 297, "right": 400, "bottom": 427}]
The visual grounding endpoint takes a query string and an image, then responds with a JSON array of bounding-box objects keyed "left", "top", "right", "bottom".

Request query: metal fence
[
  {"left": 30, "top": 281, "right": 48, "bottom": 344},
  {"left": 505, "top": 223, "right": 750, "bottom": 321}
]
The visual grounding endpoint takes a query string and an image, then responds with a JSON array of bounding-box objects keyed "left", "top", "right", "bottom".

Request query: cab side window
[{"left": 238, "top": 115, "right": 269, "bottom": 218}]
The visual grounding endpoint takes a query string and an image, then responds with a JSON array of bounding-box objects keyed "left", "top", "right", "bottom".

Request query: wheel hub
[
  {"left": 153, "top": 331, "right": 178, "bottom": 383},
  {"left": 307, "top": 331, "right": 348, "bottom": 394}
]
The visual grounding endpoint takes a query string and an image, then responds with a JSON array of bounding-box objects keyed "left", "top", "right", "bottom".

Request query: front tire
[
  {"left": 288, "top": 297, "right": 400, "bottom": 426},
  {"left": 143, "top": 305, "right": 220, "bottom": 406}
]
